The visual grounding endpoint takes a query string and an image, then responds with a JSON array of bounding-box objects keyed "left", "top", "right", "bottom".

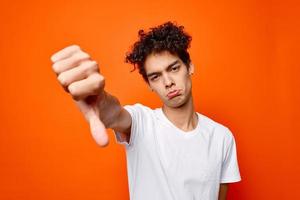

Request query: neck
[{"left": 162, "top": 94, "right": 198, "bottom": 133}]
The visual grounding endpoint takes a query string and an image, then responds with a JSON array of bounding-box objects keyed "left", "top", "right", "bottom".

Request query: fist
[
  {"left": 51, "top": 44, "right": 105, "bottom": 101},
  {"left": 50, "top": 45, "right": 108, "bottom": 147}
]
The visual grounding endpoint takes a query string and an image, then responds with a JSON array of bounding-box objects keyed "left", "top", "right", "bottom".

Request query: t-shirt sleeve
[
  {"left": 112, "top": 103, "right": 145, "bottom": 150},
  {"left": 220, "top": 128, "right": 242, "bottom": 183}
]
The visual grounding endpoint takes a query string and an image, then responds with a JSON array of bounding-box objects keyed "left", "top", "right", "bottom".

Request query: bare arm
[
  {"left": 97, "top": 90, "right": 132, "bottom": 139},
  {"left": 218, "top": 183, "right": 229, "bottom": 200}
]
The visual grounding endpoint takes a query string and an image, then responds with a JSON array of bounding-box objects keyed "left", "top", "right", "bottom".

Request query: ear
[{"left": 188, "top": 63, "right": 195, "bottom": 75}]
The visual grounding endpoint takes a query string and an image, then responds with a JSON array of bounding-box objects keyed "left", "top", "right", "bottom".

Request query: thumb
[{"left": 87, "top": 109, "right": 109, "bottom": 147}]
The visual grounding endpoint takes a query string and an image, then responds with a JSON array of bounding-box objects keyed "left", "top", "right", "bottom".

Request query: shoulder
[
  {"left": 123, "top": 103, "right": 154, "bottom": 113},
  {"left": 123, "top": 103, "right": 155, "bottom": 121},
  {"left": 124, "top": 103, "right": 151, "bottom": 109},
  {"left": 198, "top": 113, "right": 235, "bottom": 142}
]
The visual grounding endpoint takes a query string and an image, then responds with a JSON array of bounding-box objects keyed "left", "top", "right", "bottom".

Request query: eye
[
  {"left": 151, "top": 75, "right": 159, "bottom": 81},
  {"left": 171, "top": 65, "right": 180, "bottom": 71}
]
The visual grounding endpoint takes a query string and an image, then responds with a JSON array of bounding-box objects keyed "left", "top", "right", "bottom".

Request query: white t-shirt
[{"left": 113, "top": 103, "right": 241, "bottom": 200}]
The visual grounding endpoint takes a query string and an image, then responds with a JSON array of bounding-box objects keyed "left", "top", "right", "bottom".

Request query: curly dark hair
[{"left": 125, "top": 21, "right": 192, "bottom": 84}]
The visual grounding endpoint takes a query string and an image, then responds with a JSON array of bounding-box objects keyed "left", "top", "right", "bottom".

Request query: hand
[{"left": 51, "top": 45, "right": 109, "bottom": 147}]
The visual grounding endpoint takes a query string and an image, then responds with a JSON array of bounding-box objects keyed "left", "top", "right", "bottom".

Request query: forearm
[
  {"left": 97, "top": 90, "right": 122, "bottom": 129},
  {"left": 218, "top": 183, "right": 228, "bottom": 200}
]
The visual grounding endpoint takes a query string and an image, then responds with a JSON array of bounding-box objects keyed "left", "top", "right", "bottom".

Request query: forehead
[{"left": 144, "top": 51, "right": 180, "bottom": 73}]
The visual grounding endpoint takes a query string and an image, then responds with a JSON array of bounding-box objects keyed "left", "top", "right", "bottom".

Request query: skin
[
  {"left": 144, "top": 51, "right": 197, "bottom": 132},
  {"left": 50, "top": 45, "right": 228, "bottom": 199},
  {"left": 219, "top": 183, "right": 229, "bottom": 200}
]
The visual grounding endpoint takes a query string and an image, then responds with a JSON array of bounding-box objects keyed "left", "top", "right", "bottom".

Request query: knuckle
[
  {"left": 52, "top": 62, "right": 61, "bottom": 73},
  {"left": 73, "top": 51, "right": 90, "bottom": 62},
  {"left": 81, "top": 52, "right": 90, "bottom": 60},
  {"left": 88, "top": 61, "right": 99, "bottom": 72},
  {"left": 68, "top": 84, "right": 79, "bottom": 100},
  {"left": 78, "top": 51, "right": 90, "bottom": 60},
  {"left": 93, "top": 73, "right": 105, "bottom": 91},
  {"left": 71, "top": 44, "right": 81, "bottom": 50},
  {"left": 50, "top": 54, "right": 56, "bottom": 63},
  {"left": 94, "top": 73, "right": 105, "bottom": 83},
  {"left": 57, "top": 74, "right": 68, "bottom": 87}
]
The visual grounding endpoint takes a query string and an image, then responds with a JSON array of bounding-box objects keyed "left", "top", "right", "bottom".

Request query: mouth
[{"left": 167, "top": 89, "right": 181, "bottom": 99}]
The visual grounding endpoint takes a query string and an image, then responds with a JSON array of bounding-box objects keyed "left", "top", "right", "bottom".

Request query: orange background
[{"left": 0, "top": 0, "right": 299, "bottom": 199}]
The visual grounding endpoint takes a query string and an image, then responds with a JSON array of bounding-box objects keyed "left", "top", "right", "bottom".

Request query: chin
[{"left": 164, "top": 96, "right": 187, "bottom": 108}]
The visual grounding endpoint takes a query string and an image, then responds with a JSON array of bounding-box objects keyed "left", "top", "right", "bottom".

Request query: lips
[{"left": 167, "top": 90, "right": 181, "bottom": 99}]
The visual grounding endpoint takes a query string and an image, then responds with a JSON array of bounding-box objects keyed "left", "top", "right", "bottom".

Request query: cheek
[
  {"left": 158, "top": 89, "right": 166, "bottom": 98},
  {"left": 179, "top": 75, "right": 188, "bottom": 84},
  {"left": 181, "top": 77, "right": 192, "bottom": 92},
  {"left": 186, "top": 78, "right": 192, "bottom": 89},
  {"left": 151, "top": 85, "right": 165, "bottom": 97}
]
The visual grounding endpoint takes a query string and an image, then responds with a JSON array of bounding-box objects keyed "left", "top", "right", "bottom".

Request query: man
[{"left": 51, "top": 21, "right": 241, "bottom": 200}]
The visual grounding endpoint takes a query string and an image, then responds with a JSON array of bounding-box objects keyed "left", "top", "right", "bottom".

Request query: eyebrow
[{"left": 146, "top": 60, "right": 180, "bottom": 78}]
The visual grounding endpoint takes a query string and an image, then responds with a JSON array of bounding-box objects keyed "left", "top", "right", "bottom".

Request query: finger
[
  {"left": 57, "top": 60, "right": 99, "bottom": 89},
  {"left": 88, "top": 110, "right": 109, "bottom": 147},
  {"left": 52, "top": 51, "right": 90, "bottom": 74},
  {"left": 50, "top": 45, "right": 81, "bottom": 63},
  {"left": 68, "top": 73, "right": 105, "bottom": 101}
]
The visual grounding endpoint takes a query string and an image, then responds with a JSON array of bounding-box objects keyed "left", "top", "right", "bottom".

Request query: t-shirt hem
[
  {"left": 220, "top": 176, "right": 242, "bottom": 183},
  {"left": 113, "top": 104, "right": 137, "bottom": 150}
]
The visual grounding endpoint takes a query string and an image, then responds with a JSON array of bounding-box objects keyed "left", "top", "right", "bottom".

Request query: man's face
[{"left": 144, "top": 51, "right": 194, "bottom": 108}]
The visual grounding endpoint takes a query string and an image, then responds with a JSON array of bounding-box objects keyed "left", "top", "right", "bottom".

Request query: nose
[{"left": 163, "top": 74, "right": 174, "bottom": 89}]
